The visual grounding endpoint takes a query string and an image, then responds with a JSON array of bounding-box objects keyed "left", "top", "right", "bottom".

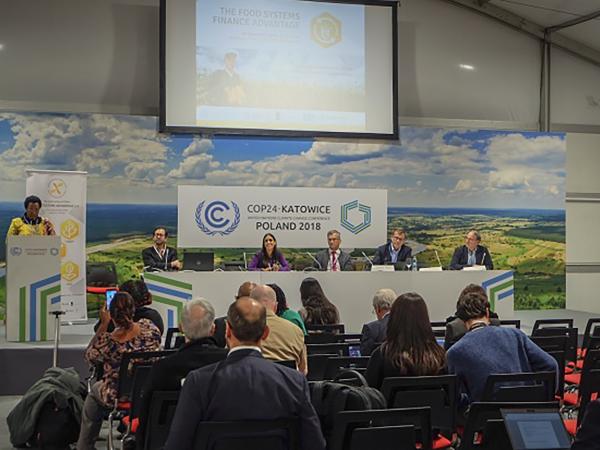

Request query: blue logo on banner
[
  {"left": 340, "top": 200, "right": 372, "bottom": 234},
  {"left": 10, "top": 247, "right": 22, "bottom": 256},
  {"left": 195, "top": 200, "right": 240, "bottom": 236}
]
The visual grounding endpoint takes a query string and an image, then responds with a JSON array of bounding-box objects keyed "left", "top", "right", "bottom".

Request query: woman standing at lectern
[{"left": 6, "top": 195, "right": 55, "bottom": 237}]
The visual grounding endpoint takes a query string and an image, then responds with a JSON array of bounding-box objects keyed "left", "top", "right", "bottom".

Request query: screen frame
[{"left": 159, "top": 0, "right": 399, "bottom": 140}]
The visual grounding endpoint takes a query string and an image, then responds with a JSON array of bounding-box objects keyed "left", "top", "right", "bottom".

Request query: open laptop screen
[{"left": 501, "top": 409, "right": 571, "bottom": 450}]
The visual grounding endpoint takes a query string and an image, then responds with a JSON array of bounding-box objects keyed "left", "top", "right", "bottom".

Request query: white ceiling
[{"left": 489, "top": 0, "right": 600, "bottom": 51}]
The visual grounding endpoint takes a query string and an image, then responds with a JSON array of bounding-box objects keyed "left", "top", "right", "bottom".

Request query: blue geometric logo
[
  {"left": 340, "top": 200, "right": 372, "bottom": 234},
  {"left": 10, "top": 247, "right": 22, "bottom": 256},
  {"left": 195, "top": 200, "right": 240, "bottom": 236}
]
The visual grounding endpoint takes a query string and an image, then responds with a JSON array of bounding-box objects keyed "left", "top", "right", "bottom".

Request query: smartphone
[
  {"left": 105, "top": 289, "right": 117, "bottom": 309},
  {"left": 348, "top": 345, "right": 362, "bottom": 357}
]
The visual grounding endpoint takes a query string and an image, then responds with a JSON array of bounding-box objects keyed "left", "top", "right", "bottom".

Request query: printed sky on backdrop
[{"left": 0, "top": 113, "right": 565, "bottom": 208}]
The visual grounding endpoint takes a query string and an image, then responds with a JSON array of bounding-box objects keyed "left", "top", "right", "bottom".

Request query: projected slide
[{"left": 195, "top": 0, "right": 367, "bottom": 131}]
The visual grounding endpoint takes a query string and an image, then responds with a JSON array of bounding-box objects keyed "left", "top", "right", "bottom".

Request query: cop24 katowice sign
[{"left": 178, "top": 186, "right": 387, "bottom": 248}]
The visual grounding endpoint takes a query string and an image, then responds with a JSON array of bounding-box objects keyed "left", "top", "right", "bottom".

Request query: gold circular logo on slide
[
  {"left": 48, "top": 178, "right": 66, "bottom": 198},
  {"left": 61, "top": 261, "right": 80, "bottom": 282},
  {"left": 311, "top": 13, "right": 342, "bottom": 48},
  {"left": 61, "top": 219, "right": 80, "bottom": 240}
]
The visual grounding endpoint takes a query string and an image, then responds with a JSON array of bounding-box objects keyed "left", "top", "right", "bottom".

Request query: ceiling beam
[
  {"left": 441, "top": 0, "right": 600, "bottom": 68},
  {"left": 547, "top": 9, "right": 600, "bottom": 32}
]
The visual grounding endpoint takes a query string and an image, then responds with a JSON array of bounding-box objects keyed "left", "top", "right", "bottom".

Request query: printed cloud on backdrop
[{"left": 0, "top": 112, "right": 565, "bottom": 208}]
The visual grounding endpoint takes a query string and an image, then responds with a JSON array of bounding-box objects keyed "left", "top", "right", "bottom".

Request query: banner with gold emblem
[{"left": 26, "top": 170, "right": 88, "bottom": 321}]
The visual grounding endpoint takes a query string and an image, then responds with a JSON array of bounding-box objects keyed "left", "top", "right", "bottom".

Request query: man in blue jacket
[
  {"left": 449, "top": 229, "right": 493, "bottom": 270},
  {"left": 447, "top": 291, "right": 557, "bottom": 406},
  {"left": 164, "top": 297, "right": 325, "bottom": 450}
]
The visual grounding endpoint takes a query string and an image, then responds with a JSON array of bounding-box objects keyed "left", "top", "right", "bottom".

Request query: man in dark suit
[
  {"left": 313, "top": 229, "right": 353, "bottom": 271},
  {"left": 372, "top": 228, "right": 412, "bottom": 268},
  {"left": 141, "top": 226, "right": 181, "bottom": 271},
  {"left": 572, "top": 399, "right": 600, "bottom": 450},
  {"left": 360, "top": 288, "right": 396, "bottom": 356},
  {"left": 136, "top": 298, "right": 227, "bottom": 449},
  {"left": 164, "top": 297, "right": 326, "bottom": 450},
  {"left": 449, "top": 229, "right": 493, "bottom": 270}
]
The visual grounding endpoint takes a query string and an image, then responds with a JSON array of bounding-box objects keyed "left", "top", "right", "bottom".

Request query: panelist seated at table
[
  {"left": 372, "top": 228, "right": 412, "bottom": 269},
  {"left": 6, "top": 195, "right": 56, "bottom": 237},
  {"left": 449, "top": 229, "right": 493, "bottom": 270},
  {"left": 142, "top": 226, "right": 182, "bottom": 272},
  {"left": 313, "top": 229, "right": 353, "bottom": 271},
  {"left": 248, "top": 233, "right": 290, "bottom": 271}
]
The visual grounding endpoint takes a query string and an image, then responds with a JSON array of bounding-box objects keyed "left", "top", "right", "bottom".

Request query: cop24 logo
[
  {"left": 195, "top": 201, "right": 240, "bottom": 236},
  {"left": 10, "top": 247, "right": 22, "bottom": 256},
  {"left": 340, "top": 200, "right": 372, "bottom": 234}
]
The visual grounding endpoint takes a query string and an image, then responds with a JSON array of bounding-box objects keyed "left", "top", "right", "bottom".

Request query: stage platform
[{"left": 1, "top": 308, "right": 599, "bottom": 395}]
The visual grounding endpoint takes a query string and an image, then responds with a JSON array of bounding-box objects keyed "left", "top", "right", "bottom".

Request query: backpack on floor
[
  {"left": 309, "top": 369, "right": 386, "bottom": 445},
  {"left": 33, "top": 400, "right": 81, "bottom": 450}
]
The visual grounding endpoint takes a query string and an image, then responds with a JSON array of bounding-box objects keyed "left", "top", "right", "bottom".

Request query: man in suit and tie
[
  {"left": 372, "top": 228, "right": 412, "bottom": 268},
  {"left": 164, "top": 297, "right": 326, "bottom": 450},
  {"left": 313, "top": 229, "right": 353, "bottom": 271},
  {"left": 360, "top": 288, "right": 396, "bottom": 356},
  {"left": 449, "top": 229, "right": 493, "bottom": 270}
]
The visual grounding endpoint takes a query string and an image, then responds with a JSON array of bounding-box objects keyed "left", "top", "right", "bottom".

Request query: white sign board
[
  {"left": 178, "top": 186, "right": 387, "bottom": 248},
  {"left": 26, "top": 170, "right": 88, "bottom": 321}
]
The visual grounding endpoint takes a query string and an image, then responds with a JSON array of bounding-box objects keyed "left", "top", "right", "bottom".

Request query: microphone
[
  {"left": 480, "top": 251, "right": 486, "bottom": 266},
  {"left": 306, "top": 252, "right": 322, "bottom": 270},
  {"left": 435, "top": 250, "right": 442, "bottom": 268},
  {"left": 237, "top": 266, "right": 245, "bottom": 271},
  {"left": 243, "top": 252, "right": 248, "bottom": 270},
  {"left": 362, "top": 252, "right": 374, "bottom": 266}
]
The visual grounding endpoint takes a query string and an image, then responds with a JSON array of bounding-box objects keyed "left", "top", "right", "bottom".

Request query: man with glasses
[
  {"left": 372, "top": 228, "right": 412, "bottom": 269},
  {"left": 313, "top": 229, "right": 353, "bottom": 271},
  {"left": 449, "top": 229, "right": 493, "bottom": 270}
]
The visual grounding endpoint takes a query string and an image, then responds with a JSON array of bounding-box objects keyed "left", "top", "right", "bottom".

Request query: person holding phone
[
  {"left": 6, "top": 195, "right": 56, "bottom": 237},
  {"left": 247, "top": 233, "right": 290, "bottom": 271}
]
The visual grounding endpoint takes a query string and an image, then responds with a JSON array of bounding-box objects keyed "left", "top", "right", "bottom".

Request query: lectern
[{"left": 6, "top": 236, "right": 61, "bottom": 342}]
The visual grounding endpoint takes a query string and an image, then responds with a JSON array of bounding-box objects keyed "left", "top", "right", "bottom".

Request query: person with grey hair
[
  {"left": 449, "top": 229, "right": 493, "bottom": 270},
  {"left": 134, "top": 298, "right": 227, "bottom": 449},
  {"left": 313, "top": 229, "right": 353, "bottom": 271},
  {"left": 250, "top": 284, "right": 308, "bottom": 374},
  {"left": 360, "top": 288, "right": 397, "bottom": 356}
]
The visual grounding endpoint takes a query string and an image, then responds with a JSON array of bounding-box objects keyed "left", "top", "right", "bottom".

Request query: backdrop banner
[
  {"left": 26, "top": 169, "right": 88, "bottom": 321},
  {"left": 178, "top": 185, "right": 388, "bottom": 248}
]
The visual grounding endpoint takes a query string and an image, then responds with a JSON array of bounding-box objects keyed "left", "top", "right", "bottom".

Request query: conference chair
[
  {"left": 329, "top": 407, "right": 433, "bottom": 450},
  {"left": 563, "top": 348, "right": 600, "bottom": 435},
  {"left": 86, "top": 261, "right": 119, "bottom": 295},
  {"left": 430, "top": 322, "right": 446, "bottom": 338},
  {"left": 120, "top": 365, "right": 153, "bottom": 445},
  {"left": 164, "top": 327, "right": 185, "bottom": 349},
  {"left": 323, "top": 356, "right": 370, "bottom": 380},
  {"left": 575, "top": 318, "right": 600, "bottom": 364},
  {"left": 498, "top": 319, "right": 520, "bottom": 329},
  {"left": 532, "top": 318, "right": 574, "bottom": 332},
  {"left": 305, "top": 333, "right": 343, "bottom": 344},
  {"left": 530, "top": 335, "right": 568, "bottom": 397},
  {"left": 143, "top": 390, "right": 180, "bottom": 450},
  {"left": 380, "top": 375, "right": 457, "bottom": 448},
  {"left": 481, "top": 371, "right": 556, "bottom": 403},
  {"left": 458, "top": 401, "right": 560, "bottom": 450},
  {"left": 274, "top": 359, "right": 297, "bottom": 369},
  {"left": 307, "top": 343, "right": 351, "bottom": 357},
  {"left": 306, "top": 324, "right": 346, "bottom": 334},
  {"left": 532, "top": 326, "right": 578, "bottom": 365},
  {"left": 307, "top": 353, "right": 338, "bottom": 381},
  {"left": 193, "top": 418, "right": 300, "bottom": 450}
]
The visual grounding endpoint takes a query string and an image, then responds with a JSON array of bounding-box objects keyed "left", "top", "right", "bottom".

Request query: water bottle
[{"left": 411, "top": 256, "right": 418, "bottom": 272}]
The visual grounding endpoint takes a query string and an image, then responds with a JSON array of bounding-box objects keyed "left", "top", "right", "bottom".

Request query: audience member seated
[
  {"left": 360, "top": 288, "right": 396, "bottom": 356},
  {"left": 93, "top": 279, "right": 165, "bottom": 336},
  {"left": 299, "top": 277, "right": 340, "bottom": 327},
  {"left": 77, "top": 292, "right": 161, "bottom": 450},
  {"left": 268, "top": 283, "right": 307, "bottom": 335},
  {"left": 213, "top": 281, "right": 257, "bottom": 348},
  {"left": 365, "top": 292, "right": 446, "bottom": 389},
  {"left": 251, "top": 284, "right": 307, "bottom": 374},
  {"left": 164, "top": 297, "right": 326, "bottom": 450},
  {"left": 447, "top": 291, "right": 558, "bottom": 406},
  {"left": 572, "top": 399, "right": 600, "bottom": 450},
  {"left": 135, "top": 298, "right": 227, "bottom": 449},
  {"left": 444, "top": 283, "right": 500, "bottom": 350}
]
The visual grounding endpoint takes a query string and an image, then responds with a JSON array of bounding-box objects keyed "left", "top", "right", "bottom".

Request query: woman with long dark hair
[
  {"left": 77, "top": 292, "right": 161, "bottom": 450},
  {"left": 365, "top": 292, "right": 446, "bottom": 389},
  {"left": 248, "top": 233, "right": 290, "bottom": 271},
  {"left": 267, "top": 283, "right": 307, "bottom": 334},
  {"left": 299, "top": 277, "right": 340, "bottom": 326}
]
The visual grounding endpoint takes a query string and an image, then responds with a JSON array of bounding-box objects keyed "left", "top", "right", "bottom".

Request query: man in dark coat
[
  {"left": 360, "top": 288, "right": 396, "bottom": 356},
  {"left": 449, "top": 229, "right": 493, "bottom": 270},
  {"left": 372, "top": 228, "right": 412, "bottom": 269},
  {"left": 164, "top": 297, "right": 325, "bottom": 450}
]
